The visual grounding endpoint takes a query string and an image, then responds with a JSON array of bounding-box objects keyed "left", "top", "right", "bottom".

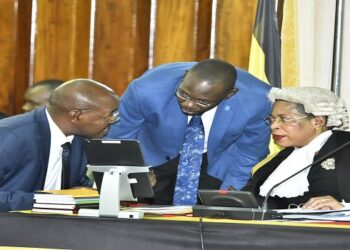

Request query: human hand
[
  {"left": 227, "top": 185, "right": 237, "bottom": 191},
  {"left": 148, "top": 170, "right": 157, "bottom": 187},
  {"left": 302, "top": 195, "right": 344, "bottom": 210}
]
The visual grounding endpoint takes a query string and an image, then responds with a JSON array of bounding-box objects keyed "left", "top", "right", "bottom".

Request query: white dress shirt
[{"left": 44, "top": 109, "right": 74, "bottom": 190}]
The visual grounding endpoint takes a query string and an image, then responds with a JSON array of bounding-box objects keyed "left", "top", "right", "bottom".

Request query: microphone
[{"left": 260, "top": 139, "right": 350, "bottom": 220}]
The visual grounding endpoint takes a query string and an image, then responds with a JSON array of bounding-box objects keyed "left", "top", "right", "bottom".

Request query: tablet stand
[{"left": 86, "top": 165, "right": 150, "bottom": 219}]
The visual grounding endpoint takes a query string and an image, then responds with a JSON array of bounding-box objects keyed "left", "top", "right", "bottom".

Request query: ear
[
  {"left": 225, "top": 88, "right": 239, "bottom": 99},
  {"left": 68, "top": 110, "right": 84, "bottom": 122},
  {"left": 312, "top": 116, "right": 327, "bottom": 128}
]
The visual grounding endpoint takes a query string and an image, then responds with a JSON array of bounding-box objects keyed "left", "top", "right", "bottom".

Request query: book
[
  {"left": 33, "top": 203, "right": 99, "bottom": 210},
  {"left": 34, "top": 196, "right": 99, "bottom": 205},
  {"left": 32, "top": 208, "right": 79, "bottom": 215},
  {"left": 34, "top": 203, "right": 76, "bottom": 210},
  {"left": 34, "top": 188, "right": 99, "bottom": 203},
  {"left": 32, "top": 188, "right": 99, "bottom": 215},
  {"left": 34, "top": 188, "right": 99, "bottom": 198}
]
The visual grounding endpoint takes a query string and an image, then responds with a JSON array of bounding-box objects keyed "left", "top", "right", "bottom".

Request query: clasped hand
[{"left": 302, "top": 195, "right": 344, "bottom": 210}]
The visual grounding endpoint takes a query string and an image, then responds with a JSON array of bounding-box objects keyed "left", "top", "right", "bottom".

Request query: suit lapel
[
  {"left": 313, "top": 133, "right": 338, "bottom": 162},
  {"left": 70, "top": 136, "right": 85, "bottom": 187},
  {"left": 207, "top": 98, "right": 238, "bottom": 155},
  {"left": 167, "top": 92, "right": 188, "bottom": 150},
  {"left": 34, "top": 108, "right": 51, "bottom": 189}
]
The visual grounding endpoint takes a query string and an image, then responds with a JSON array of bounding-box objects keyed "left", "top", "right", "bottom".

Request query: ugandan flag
[
  {"left": 249, "top": 0, "right": 281, "bottom": 88},
  {"left": 249, "top": 0, "right": 282, "bottom": 155}
]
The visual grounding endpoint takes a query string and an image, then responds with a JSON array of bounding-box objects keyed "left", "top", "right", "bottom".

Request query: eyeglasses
[
  {"left": 109, "top": 110, "right": 120, "bottom": 123},
  {"left": 81, "top": 109, "right": 119, "bottom": 124},
  {"left": 175, "top": 89, "right": 212, "bottom": 108},
  {"left": 264, "top": 115, "right": 308, "bottom": 126},
  {"left": 288, "top": 203, "right": 305, "bottom": 209}
]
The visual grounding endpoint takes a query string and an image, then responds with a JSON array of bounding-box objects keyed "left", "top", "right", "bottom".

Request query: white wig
[{"left": 268, "top": 87, "right": 349, "bottom": 130}]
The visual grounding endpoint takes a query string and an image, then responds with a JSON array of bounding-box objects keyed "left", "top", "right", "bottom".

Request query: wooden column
[
  {"left": 34, "top": 0, "right": 91, "bottom": 81},
  {"left": 92, "top": 0, "right": 151, "bottom": 95},
  {"left": 215, "top": 0, "right": 257, "bottom": 69},
  {"left": 153, "top": 0, "right": 197, "bottom": 65},
  {"left": 195, "top": 0, "right": 212, "bottom": 61},
  {"left": 0, "top": 0, "right": 32, "bottom": 115}
]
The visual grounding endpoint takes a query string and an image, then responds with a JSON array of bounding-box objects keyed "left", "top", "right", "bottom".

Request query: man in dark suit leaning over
[
  {"left": 108, "top": 59, "right": 272, "bottom": 205},
  {"left": 0, "top": 79, "right": 120, "bottom": 211}
]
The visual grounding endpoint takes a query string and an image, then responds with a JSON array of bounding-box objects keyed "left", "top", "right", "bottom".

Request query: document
[
  {"left": 276, "top": 207, "right": 350, "bottom": 214},
  {"left": 275, "top": 207, "right": 350, "bottom": 221},
  {"left": 125, "top": 205, "right": 193, "bottom": 215},
  {"left": 79, "top": 206, "right": 192, "bottom": 217}
]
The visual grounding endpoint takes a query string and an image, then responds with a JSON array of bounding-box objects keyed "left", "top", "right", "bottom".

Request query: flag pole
[{"left": 331, "top": 0, "right": 344, "bottom": 96}]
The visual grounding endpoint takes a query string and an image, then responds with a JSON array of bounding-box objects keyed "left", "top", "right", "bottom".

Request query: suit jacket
[
  {"left": 247, "top": 130, "right": 350, "bottom": 208},
  {"left": 108, "top": 62, "right": 272, "bottom": 189},
  {"left": 0, "top": 108, "right": 90, "bottom": 211}
]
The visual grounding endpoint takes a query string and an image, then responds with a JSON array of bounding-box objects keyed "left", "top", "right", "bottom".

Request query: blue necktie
[
  {"left": 173, "top": 115, "right": 204, "bottom": 205},
  {"left": 61, "top": 142, "right": 71, "bottom": 189}
]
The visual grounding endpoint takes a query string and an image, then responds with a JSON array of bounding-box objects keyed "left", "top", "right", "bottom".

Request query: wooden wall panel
[
  {"left": 215, "top": 0, "right": 258, "bottom": 69},
  {"left": 0, "top": 0, "right": 31, "bottom": 115},
  {"left": 0, "top": 0, "right": 16, "bottom": 114},
  {"left": 93, "top": 0, "right": 150, "bottom": 95},
  {"left": 0, "top": 0, "right": 259, "bottom": 115},
  {"left": 153, "top": 0, "right": 196, "bottom": 65},
  {"left": 13, "top": 0, "right": 32, "bottom": 114},
  {"left": 195, "top": 0, "right": 212, "bottom": 61},
  {"left": 34, "top": 0, "right": 91, "bottom": 82},
  {"left": 133, "top": 0, "right": 151, "bottom": 79}
]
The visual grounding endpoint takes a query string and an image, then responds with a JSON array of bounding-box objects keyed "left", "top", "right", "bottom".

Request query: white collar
[
  {"left": 260, "top": 130, "right": 332, "bottom": 198},
  {"left": 46, "top": 109, "right": 74, "bottom": 145}
]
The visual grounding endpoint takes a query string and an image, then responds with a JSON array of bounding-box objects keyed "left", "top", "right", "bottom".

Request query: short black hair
[{"left": 189, "top": 59, "right": 237, "bottom": 90}]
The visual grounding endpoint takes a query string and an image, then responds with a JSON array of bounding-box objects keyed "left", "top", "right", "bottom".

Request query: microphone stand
[{"left": 261, "top": 140, "right": 350, "bottom": 220}]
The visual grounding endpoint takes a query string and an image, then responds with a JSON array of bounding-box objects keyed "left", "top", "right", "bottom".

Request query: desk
[{"left": 1, "top": 213, "right": 350, "bottom": 250}]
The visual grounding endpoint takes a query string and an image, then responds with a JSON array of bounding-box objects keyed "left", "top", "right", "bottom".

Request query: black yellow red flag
[{"left": 249, "top": 0, "right": 281, "bottom": 88}]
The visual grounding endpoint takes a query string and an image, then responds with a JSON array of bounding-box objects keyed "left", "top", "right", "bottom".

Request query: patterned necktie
[
  {"left": 61, "top": 142, "right": 71, "bottom": 189},
  {"left": 173, "top": 115, "right": 204, "bottom": 205}
]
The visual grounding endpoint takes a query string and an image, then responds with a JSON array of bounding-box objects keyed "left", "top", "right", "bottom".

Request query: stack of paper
[
  {"left": 33, "top": 188, "right": 99, "bottom": 215},
  {"left": 125, "top": 205, "right": 193, "bottom": 215},
  {"left": 78, "top": 205, "right": 193, "bottom": 218},
  {"left": 276, "top": 207, "right": 350, "bottom": 221}
]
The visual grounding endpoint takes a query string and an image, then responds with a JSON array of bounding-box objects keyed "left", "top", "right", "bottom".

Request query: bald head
[
  {"left": 187, "top": 59, "right": 237, "bottom": 90},
  {"left": 48, "top": 79, "right": 117, "bottom": 112},
  {"left": 47, "top": 79, "right": 120, "bottom": 138}
]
